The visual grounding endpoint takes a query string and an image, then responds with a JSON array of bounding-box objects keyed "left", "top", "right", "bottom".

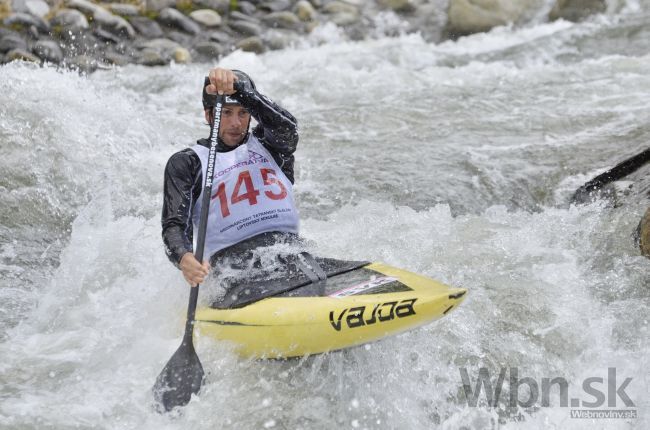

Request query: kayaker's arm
[
  {"left": 161, "top": 149, "right": 202, "bottom": 267},
  {"left": 233, "top": 78, "right": 299, "bottom": 184}
]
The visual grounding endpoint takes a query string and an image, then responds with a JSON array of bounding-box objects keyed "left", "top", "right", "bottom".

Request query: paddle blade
[{"left": 152, "top": 340, "right": 205, "bottom": 412}]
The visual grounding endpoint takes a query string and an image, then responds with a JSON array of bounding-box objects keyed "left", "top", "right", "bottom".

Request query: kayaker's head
[{"left": 202, "top": 71, "right": 254, "bottom": 147}]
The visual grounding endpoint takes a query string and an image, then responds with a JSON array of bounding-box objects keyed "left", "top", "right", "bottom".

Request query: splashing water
[{"left": 1, "top": 6, "right": 649, "bottom": 429}]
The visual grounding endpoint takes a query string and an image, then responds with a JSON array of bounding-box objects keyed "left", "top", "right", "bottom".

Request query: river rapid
[{"left": 1, "top": 3, "right": 649, "bottom": 429}]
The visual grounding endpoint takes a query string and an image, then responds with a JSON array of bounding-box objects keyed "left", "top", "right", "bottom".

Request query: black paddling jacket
[{"left": 161, "top": 81, "right": 298, "bottom": 267}]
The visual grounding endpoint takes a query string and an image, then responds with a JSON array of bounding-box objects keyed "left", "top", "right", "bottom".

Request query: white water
[{"left": 1, "top": 7, "right": 649, "bottom": 429}]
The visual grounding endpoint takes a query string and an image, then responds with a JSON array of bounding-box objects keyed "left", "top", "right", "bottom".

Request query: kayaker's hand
[
  {"left": 180, "top": 252, "right": 210, "bottom": 287},
  {"left": 206, "top": 68, "right": 238, "bottom": 96}
]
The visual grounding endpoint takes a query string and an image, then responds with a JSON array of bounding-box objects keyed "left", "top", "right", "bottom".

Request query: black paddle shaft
[
  {"left": 571, "top": 147, "right": 650, "bottom": 203},
  {"left": 153, "top": 83, "right": 231, "bottom": 412},
  {"left": 186, "top": 93, "right": 226, "bottom": 331}
]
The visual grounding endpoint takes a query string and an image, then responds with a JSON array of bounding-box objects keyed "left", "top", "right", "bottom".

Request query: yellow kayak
[{"left": 194, "top": 260, "right": 467, "bottom": 358}]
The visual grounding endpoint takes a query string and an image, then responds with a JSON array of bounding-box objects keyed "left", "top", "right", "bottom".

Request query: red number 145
[{"left": 211, "top": 168, "right": 287, "bottom": 218}]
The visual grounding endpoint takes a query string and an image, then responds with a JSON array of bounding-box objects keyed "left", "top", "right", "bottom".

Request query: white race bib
[{"left": 192, "top": 136, "right": 299, "bottom": 258}]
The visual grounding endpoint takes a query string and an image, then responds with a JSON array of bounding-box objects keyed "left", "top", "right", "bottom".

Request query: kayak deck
[{"left": 194, "top": 262, "right": 467, "bottom": 358}]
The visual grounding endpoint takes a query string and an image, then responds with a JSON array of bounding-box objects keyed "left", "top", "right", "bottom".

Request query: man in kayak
[{"left": 161, "top": 68, "right": 300, "bottom": 286}]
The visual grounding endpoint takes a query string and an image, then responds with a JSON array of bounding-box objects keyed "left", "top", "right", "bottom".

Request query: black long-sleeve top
[{"left": 161, "top": 80, "right": 298, "bottom": 267}]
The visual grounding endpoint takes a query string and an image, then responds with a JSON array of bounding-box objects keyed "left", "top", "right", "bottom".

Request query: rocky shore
[{"left": 0, "top": 0, "right": 606, "bottom": 71}]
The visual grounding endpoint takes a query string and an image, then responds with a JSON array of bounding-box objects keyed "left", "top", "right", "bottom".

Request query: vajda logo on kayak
[{"left": 329, "top": 298, "right": 417, "bottom": 331}]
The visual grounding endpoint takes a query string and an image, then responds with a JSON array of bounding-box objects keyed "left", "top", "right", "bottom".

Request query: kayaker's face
[{"left": 205, "top": 105, "right": 251, "bottom": 147}]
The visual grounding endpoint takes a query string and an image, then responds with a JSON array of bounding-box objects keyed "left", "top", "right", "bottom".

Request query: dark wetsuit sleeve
[
  {"left": 161, "top": 148, "right": 202, "bottom": 267},
  {"left": 234, "top": 88, "right": 299, "bottom": 183}
]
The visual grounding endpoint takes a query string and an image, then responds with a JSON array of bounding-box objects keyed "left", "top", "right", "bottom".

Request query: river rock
[
  {"left": 230, "top": 11, "right": 260, "bottom": 24},
  {"left": 193, "top": 41, "right": 223, "bottom": 58},
  {"left": 322, "top": 1, "right": 359, "bottom": 15},
  {"left": 129, "top": 16, "right": 164, "bottom": 38},
  {"left": 67, "top": 0, "right": 101, "bottom": 16},
  {"left": 137, "top": 37, "right": 180, "bottom": 51},
  {"left": 194, "top": 0, "right": 229, "bottom": 15},
  {"left": 93, "top": 8, "right": 135, "bottom": 38},
  {"left": 208, "top": 29, "right": 231, "bottom": 43},
  {"left": 0, "top": 28, "right": 17, "bottom": 38},
  {"left": 102, "top": 51, "right": 130, "bottom": 65},
  {"left": 10, "top": 0, "right": 25, "bottom": 13},
  {"left": 50, "top": 9, "right": 89, "bottom": 32},
  {"left": 379, "top": 0, "right": 416, "bottom": 13},
  {"left": 228, "top": 20, "right": 262, "bottom": 36},
  {"left": 295, "top": 0, "right": 316, "bottom": 21},
  {"left": 6, "top": 47, "right": 40, "bottom": 62},
  {"left": 235, "top": 36, "right": 265, "bottom": 53},
  {"left": 93, "top": 26, "right": 120, "bottom": 43},
  {"left": 144, "top": 0, "right": 175, "bottom": 13},
  {"left": 0, "top": 33, "right": 27, "bottom": 53},
  {"left": 159, "top": 7, "right": 201, "bottom": 35},
  {"left": 173, "top": 46, "right": 191, "bottom": 63},
  {"left": 25, "top": 0, "right": 49, "bottom": 18},
  {"left": 166, "top": 29, "right": 192, "bottom": 45},
  {"left": 262, "top": 11, "right": 301, "bottom": 29},
  {"left": 4, "top": 12, "right": 50, "bottom": 32},
  {"left": 108, "top": 3, "right": 140, "bottom": 16},
  {"left": 189, "top": 9, "right": 222, "bottom": 27},
  {"left": 549, "top": 0, "right": 606, "bottom": 22},
  {"left": 446, "top": 0, "right": 541, "bottom": 37},
  {"left": 32, "top": 39, "right": 63, "bottom": 63},
  {"left": 638, "top": 208, "right": 650, "bottom": 257},
  {"left": 238, "top": 1, "right": 257, "bottom": 15},
  {"left": 136, "top": 37, "right": 182, "bottom": 60},
  {"left": 330, "top": 12, "right": 360, "bottom": 26},
  {"left": 137, "top": 48, "right": 167, "bottom": 65},
  {"left": 259, "top": 0, "right": 291, "bottom": 12}
]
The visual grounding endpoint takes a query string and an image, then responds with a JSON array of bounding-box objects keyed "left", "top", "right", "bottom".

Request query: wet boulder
[
  {"left": 238, "top": 1, "right": 257, "bottom": 15},
  {"left": 158, "top": 8, "right": 201, "bottom": 35},
  {"left": 129, "top": 17, "right": 164, "bottom": 38},
  {"left": 193, "top": 41, "right": 223, "bottom": 58},
  {"left": 32, "top": 39, "right": 63, "bottom": 63},
  {"left": 446, "top": 0, "right": 542, "bottom": 37},
  {"left": 108, "top": 3, "right": 140, "bottom": 17},
  {"left": 93, "top": 8, "right": 136, "bottom": 38},
  {"left": 228, "top": 20, "right": 262, "bottom": 37},
  {"left": 261, "top": 11, "right": 301, "bottom": 30},
  {"left": 549, "top": 0, "right": 606, "bottom": 22},
  {"left": 322, "top": 1, "right": 361, "bottom": 26},
  {"left": 294, "top": 0, "right": 316, "bottom": 21},
  {"left": 50, "top": 9, "right": 89, "bottom": 33},
  {"left": 378, "top": 0, "right": 417, "bottom": 13},
  {"left": 4, "top": 12, "right": 50, "bottom": 32},
  {"left": 67, "top": 0, "right": 102, "bottom": 16},
  {"left": 134, "top": 37, "right": 190, "bottom": 64},
  {"left": 144, "top": 0, "right": 175, "bottom": 13},
  {"left": 208, "top": 30, "right": 231, "bottom": 44},
  {"left": 235, "top": 36, "right": 265, "bottom": 53},
  {"left": 0, "top": 33, "right": 28, "bottom": 53},
  {"left": 173, "top": 46, "right": 191, "bottom": 63},
  {"left": 26, "top": 0, "right": 49, "bottom": 17},
  {"left": 194, "top": 0, "right": 230, "bottom": 15},
  {"left": 189, "top": 9, "right": 222, "bottom": 28},
  {"left": 259, "top": 0, "right": 291, "bottom": 12},
  {"left": 6, "top": 47, "right": 40, "bottom": 62}
]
